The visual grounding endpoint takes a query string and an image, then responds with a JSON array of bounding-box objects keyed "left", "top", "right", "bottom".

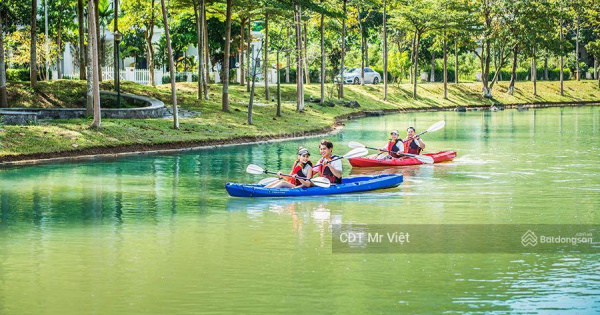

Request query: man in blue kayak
[{"left": 313, "top": 140, "right": 342, "bottom": 184}]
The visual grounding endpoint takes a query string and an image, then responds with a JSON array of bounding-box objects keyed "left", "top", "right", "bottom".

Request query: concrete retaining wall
[
  {"left": 0, "top": 91, "right": 166, "bottom": 122},
  {"left": 0, "top": 111, "right": 38, "bottom": 125}
]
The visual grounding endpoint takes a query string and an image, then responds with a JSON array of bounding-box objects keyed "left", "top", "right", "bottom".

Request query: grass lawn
[{"left": 0, "top": 79, "right": 599, "bottom": 160}]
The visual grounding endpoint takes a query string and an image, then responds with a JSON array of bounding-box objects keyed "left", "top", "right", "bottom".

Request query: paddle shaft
[
  {"left": 366, "top": 145, "right": 421, "bottom": 158},
  {"left": 313, "top": 155, "right": 345, "bottom": 168},
  {"left": 264, "top": 170, "right": 311, "bottom": 181}
]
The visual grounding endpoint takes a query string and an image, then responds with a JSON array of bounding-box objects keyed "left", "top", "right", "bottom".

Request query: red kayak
[{"left": 348, "top": 150, "right": 457, "bottom": 167}]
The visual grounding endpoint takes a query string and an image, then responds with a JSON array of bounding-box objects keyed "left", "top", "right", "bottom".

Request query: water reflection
[{"left": 0, "top": 106, "right": 599, "bottom": 313}]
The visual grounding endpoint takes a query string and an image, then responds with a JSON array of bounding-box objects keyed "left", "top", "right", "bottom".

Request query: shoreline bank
[{"left": 1, "top": 100, "right": 598, "bottom": 167}]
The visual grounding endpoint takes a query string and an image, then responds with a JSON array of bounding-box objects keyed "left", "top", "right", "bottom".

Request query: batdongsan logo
[{"left": 521, "top": 230, "right": 538, "bottom": 247}]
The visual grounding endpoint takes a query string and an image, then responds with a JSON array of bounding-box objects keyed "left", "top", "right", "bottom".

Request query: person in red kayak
[
  {"left": 265, "top": 147, "right": 314, "bottom": 188},
  {"left": 375, "top": 130, "right": 404, "bottom": 159},
  {"left": 403, "top": 127, "right": 425, "bottom": 155},
  {"left": 313, "top": 140, "right": 342, "bottom": 184}
]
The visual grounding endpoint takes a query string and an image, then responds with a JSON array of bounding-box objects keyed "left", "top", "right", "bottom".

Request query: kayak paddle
[
  {"left": 405, "top": 120, "right": 446, "bottom": 142},
  {"left": 348, "top": 141, "right": 434, "bottom": 164},
  {"left": 312, "top": 147, "right": 369, "bottom": 167},
  {"left": 257, "top": 177, "right": 280, "bottom": 186},
  {"left": 246, "top": 164, "right": 331, "bottom": 188}
]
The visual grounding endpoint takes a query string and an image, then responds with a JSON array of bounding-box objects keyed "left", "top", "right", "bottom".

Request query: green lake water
[{"left": 1, "top": 106, "right": 599, "bottom": 314}]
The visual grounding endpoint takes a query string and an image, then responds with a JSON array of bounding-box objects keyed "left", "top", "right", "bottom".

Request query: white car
[{"left": 335, "top": 67, "right": 382, "bottom": 85}]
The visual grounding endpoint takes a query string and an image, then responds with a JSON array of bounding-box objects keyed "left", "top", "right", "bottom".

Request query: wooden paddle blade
[
  {"left": 416, "top": 155, "right": 435, "bottom": 164},
  {"left": 344, "top": 147, "right": 369, "bottom": 159},
  {"left": 310, "top": 177, "right": 331, "bottom": 188},
  {"left": 347, "top": 141, "right": 365, "bottom": 149},
  {"left": 426, "top": 120, "right": 446, "bottom": 133},
  {"left": 246, "top": 164, "right": 266, "bottom": 175},
  {"left": 258, "top": 177, "right": 280, "bottom": 185}
]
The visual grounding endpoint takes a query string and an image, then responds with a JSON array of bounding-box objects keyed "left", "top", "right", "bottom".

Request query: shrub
[
  {"left": 422, "top": 66, "right": 456, "bottom": 82},
  {"left": 175, "top": 73, "right": 188, "bottom": 82},
  {"left": 6, "top": 68, "right": 30, "bottom": 81},
  {"left": 278, "top": 68, "right": 297, "bottom": 83},
  {"left": 162, "top": 75, "right": 170, "bottom": 84}
]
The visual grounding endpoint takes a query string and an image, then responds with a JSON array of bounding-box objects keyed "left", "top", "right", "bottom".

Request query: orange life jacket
[
  {"left": 403, "top": 138, "right": 422, "bottom": 155},
  {"left": 386, "top": 139, "right": 403, "bottom": 158}
]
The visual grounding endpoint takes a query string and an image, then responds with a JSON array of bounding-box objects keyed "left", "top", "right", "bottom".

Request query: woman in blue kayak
[
  {"left": 265, "top": 147, "right": 314, "bottom": 188},
  {"left": 314, "top": 140, "right": 343, "bottom": 184}
]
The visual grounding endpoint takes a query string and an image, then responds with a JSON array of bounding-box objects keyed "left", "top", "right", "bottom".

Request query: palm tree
[{"left": 160, "top": 0, "right": 179, "bottom": 128}]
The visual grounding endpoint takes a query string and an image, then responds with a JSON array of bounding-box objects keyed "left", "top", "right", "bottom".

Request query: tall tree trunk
[
  {"left": 0, "top": 13, "right": 7, "bottom": 108},
  {"left": 359, "top": 7, "right": 364, "bottom": 85},
  {"left": 320, "top": 0, "right": 325, "bottom": 104},
  {"left": 339, "top": 0, "right": 346, "bottom": 99},
  {"left": 276, "top": 49, "right": 281, "bottom": 117},
  {"left": 263, "top": 13, "right": 269, "bottom": 97},
  {"left": 560, "top": 16, "right": 564, "bottom": 96},
  {"left": 383, "top": 0, "right": 388, "bottom": 100},
  {"left": 264, "top": 11, "right": 269, "bottom": 101},
  {"left": 597, "top": 57, "right": 600, "bottom": 88},
  {"left": 77, "top": 0, "right": 86, "bottom": 80},
  {"left": 246, "top": 20, "right": 251, "bottom": 92},
  {"left": 508, "top": 44, "right": 518, "bottom": 95},
  {"left": 203, "top": 4, "right": 209, "bottom": 87},
  {"left": 94, "top": 0, "right": 102, "bottom": 82},
  {"left": 430, "top": 52, "right": 435, "bottom": 82},
  {"left": 454, "top": 39, "right": 458, "bottom": 84},
  {"left": 88, "top": 0, "right": 101, "bottom": 128},
  {"left": 410, "top": 30, "right": 416, "bottom": 85},
  {"left": 57, "top": 16, "right": 63, "bottom": 79},
  {"left": 113, "top": 0, "right": 119, "bottom": 84},
  {"left": 248, "top": 46, "right": 260, "bottom": 124},
  {"left": 295, "top": 5, "right": 304, "bottom": 111},
  {"left": 594, "top": 57, "right": 598, "bottom": 81},
  {"left": 221, "top": 0, "right": 232, "bottom": 112},
  {"left": 482, "top": 39, "right": 491, "bottom": 98},
  {"left": 200, "top": 0, "right": 207, "bottom": 99},
  {"left": 576, "top": 17, "right": 580, "bottom": 81},
  {"left": 490, "top": 47, "right": 506, "bottom": 90},
  {"left": 193, "top": 0, "right": 203, "bottom": 98},
  {"left": 543, "top": 56, "right": 548, "bottom": 80},
  {"left": 303, "top": 21, "right": 309, "bottom": 84},
  {"left": 286, "top": 27, "right": 290, "bottom": 83},
  {"left": 443, "top": 31, "right": 447, "bottom": 99},
  {"left": 30, "top": 0, "right": 38, "bottom": 88},
  {"left": 412, "top": 31, "right": 420, "bottom": 99},
  {"left": 86, "top": 13, "right": 93, "bottom": 115},
  {"left": 145, "top": 0, "right": 155, "bottom": 86},
  {"left": 365, "top": 36, "right": 369, "bottom": 67},
  {"left": 160, "top": 0, "right": 179, "bottom": 128},
  {"left": 532, "top": 55, "right": 537, "bottom": 96},
  {"left": 239, "top": 18, "right": 245, "bottom": 86}
]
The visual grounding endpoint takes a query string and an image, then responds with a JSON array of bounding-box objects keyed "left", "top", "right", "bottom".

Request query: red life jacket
[
  {"left": 316, "top": 155, "right": 342, "bottom": 184},
  {"left": 403, "top": 139, "right": 422, "bottom": 155},
  {"left": 386, "top": 139, "right": 403, "bottom": 158},
  {"left": 289, "top": 160, "right": 312, "bottom": 185}
]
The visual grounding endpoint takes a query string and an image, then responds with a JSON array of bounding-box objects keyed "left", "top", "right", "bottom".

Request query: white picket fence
[{"left": 59, "top": 66, "right": 230, "bottom": 85}]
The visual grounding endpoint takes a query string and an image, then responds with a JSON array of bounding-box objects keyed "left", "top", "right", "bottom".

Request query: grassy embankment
[{"left": 1, "top": 79, "right": 599, "bottom": 159}]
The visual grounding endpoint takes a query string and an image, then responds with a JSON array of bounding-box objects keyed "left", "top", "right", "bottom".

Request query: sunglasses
[{"left": 390, "top": 132, "right": 398, "bottom": 135}]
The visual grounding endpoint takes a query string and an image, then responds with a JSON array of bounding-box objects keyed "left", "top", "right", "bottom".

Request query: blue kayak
[{"left": 225, "top": 174, "right": 403, "bottom": 197}]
